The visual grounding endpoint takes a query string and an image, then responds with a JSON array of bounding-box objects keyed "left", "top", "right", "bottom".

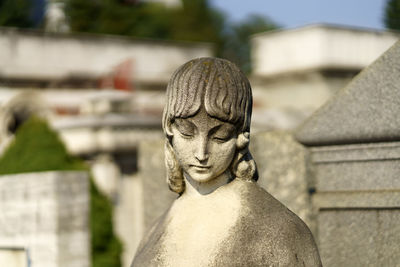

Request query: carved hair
[{"left": 162, "top": 57, "right": 258, "bottom": 194}]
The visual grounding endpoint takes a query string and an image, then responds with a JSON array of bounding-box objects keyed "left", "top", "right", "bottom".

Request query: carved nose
[{"left": 195, "top": 138, "right": 209, "bottom": 162}]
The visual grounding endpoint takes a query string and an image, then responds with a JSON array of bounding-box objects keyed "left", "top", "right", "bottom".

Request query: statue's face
[{"left": 170, "top": 110, "right": 237, "bottom": 183}]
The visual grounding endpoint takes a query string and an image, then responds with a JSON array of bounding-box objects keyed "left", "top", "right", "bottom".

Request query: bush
[
  {"left": 91, "top": 178, "right": 123, "bottom": 267},
  {"left": 0, "top": 117, "right": 84, "bottom": 174},
  {"left": 0, "top": 117, "right": 122, "bottom": 267}
]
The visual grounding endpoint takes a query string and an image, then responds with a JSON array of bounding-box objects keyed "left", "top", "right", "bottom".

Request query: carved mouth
[{"left": 191, "top": 165, "right": 211, "bottom": 170}]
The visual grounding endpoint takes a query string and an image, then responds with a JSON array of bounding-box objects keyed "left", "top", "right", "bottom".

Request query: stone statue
[{"left": 132, "top": 58, "right": 322, "bottom": 266}]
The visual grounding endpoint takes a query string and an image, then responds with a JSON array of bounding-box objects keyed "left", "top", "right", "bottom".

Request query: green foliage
[
  {"left": 384, "top": 0, "right": 400, "bottom": 30},
  {"left": 0, "top": 117, "right": 122, "bottom": 267},
  {"left": 223, "top": 14, "right": 277, "bottom": 73},
  {"left": 91, "top": 178, "right": 122, "bottom": 267},
  {"left": 0, "top": 117, "right": 84, "bottom": 174},
  {"left": 169, "top": 0, "right": 225, "bottom": 43},
  {"left": 0, "top": 0, "right": 35, "bottom": 28},
  {"left": 66, "top": 0, "right": 169, "bottom": 38},
  {"left": 65, "top": 0, "right": 224, "bottom": 43}
]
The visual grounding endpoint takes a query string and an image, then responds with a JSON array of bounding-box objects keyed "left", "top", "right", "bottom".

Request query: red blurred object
[
  {"left": 99, "top": 59, "right": 134, "bottom": 91},
  {"left": 54, "top": 106, "right": 79, "bottom": 116}
]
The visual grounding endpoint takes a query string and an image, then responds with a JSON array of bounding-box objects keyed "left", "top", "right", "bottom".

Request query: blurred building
[
  {"left": 0, "top": 26, "right": 212, "bottom": 151},
  {"left": 0, "top": 25, "right": 212, "bottom": 177},
  {"left": 250, "top": 24, "right": 400, "bottom": 131}
]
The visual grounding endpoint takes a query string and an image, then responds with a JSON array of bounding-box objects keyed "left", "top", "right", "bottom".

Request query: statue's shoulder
[
  {"left": 232, "top": 179, "right": 307, "bottom": 229},
  {"left": 224, "top": 179, "right": 322, "bottom": 266},
  {"left": 131, "top": 209, "right": 170, "bottom": 267}
]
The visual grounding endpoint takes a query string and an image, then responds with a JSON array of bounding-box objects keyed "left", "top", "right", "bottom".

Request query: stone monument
[
  {"left": 132, "top": 58, "right": 321, "bottom": 266},
  {"left": 0, "top": 171, "right": 90, "bottom": 267},
  {"left": 296, "top": 40, "right": 400, "bottom": 266}
]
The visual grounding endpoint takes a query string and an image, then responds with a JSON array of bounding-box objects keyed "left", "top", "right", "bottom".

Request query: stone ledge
[
  {"left": 310, "top": 142, "right": 400, "bottom": 163},
  {"left": 313, "top": 191, "right": 400, "bottom": 209}
]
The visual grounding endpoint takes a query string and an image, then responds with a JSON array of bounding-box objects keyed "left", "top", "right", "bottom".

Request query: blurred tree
[
  {"left": 223, "top": 14, "right": 277, "bottom": 73},
  {"left": 65, "top": 0, "right": 224, "bottom": 45},
  {"left": 384, "top": 0, "right": 400, "bottom": 30},
  {"left": 0, "top": 116, "right": 84, "bottom": 173},
  {"left": 91, "top": 178, "right": 122, "bottom": 267},
  {"left": 169, "top": 0, "right": 226, "bottom": 48},
  {"left": 64, "top": 0, "right": 277, "bottom": 72},
  {"left": 0, "top": 0, "right": 35, "bottom": 28},
  {"left": 66, "top": 0, "right": 170, "bottom": 38}
]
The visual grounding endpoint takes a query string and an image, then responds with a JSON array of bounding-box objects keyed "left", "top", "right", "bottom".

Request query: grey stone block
[
  {"left": 308, "top": 141, "right": 400, "bottom": 266},
  {"left": 309, "top": 142, "right": 400, "bottom": 192},
  {"left": 313, "top": 191, "right": 400, "bottom": 209},
  {"left": 250, "top": 131, "right": 315, "bottom": 231},
  {"left": 0, "top": 171, "right": 89, "bottom": 267},
  {"left": 139, "top": 139, "right": 177, "bottom": 230},
  {"left": 318, "top": 209, "right": 400, "bottom": 267}
]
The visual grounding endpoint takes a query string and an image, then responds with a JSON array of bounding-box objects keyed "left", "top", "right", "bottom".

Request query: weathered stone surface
[
  {"left": 310, "top": 142, "right": 400, "bottom": 192},
  {"left": 139, "top": 139, "right": 177, "bottom": 230},
  {"left": 310, "top": 142, "right": 400, "bottom": 203},
  {"left": 250, "top": 131, "right": 315, "bottom": 232},
  {"left": 134, "top": 179, "right": 321, "bottom": 266},
  {"left": 302, "top": 142, "right": 400, "bottom": 267},
  {"left": 296, "top": 40, "right": 400, "bottom": 145},
  {"left": 133, "top": 58, "right": 321, "bottom": 266},
  {"left": 0, "top": 171, "right": 89, "bottom": 267},
  {"left": 318, "top": 209, "right": 400, "bottom": 267},
  {"left": 313, "top": 191, "right": 400, "bottom": 209}
]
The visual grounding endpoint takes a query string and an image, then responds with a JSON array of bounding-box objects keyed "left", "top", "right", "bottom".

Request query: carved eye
[
  {"left": 212, "top": 131, "right": 235, "bottom": 143},
  {"left": 212, "top": 135, "right": 230, "bottom": 143},
  {"left": 174, "top": 119, "right": 195, "bottom": 138},
  {"left": 211, "top": 124, "right": 236, "bottom": 143},
  {"left": 179, "top": 130, "right": 194, "bottom": 138}
]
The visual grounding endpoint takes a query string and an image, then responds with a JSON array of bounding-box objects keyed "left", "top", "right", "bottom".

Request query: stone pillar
[
  {"left": 250, "top": 131, "right": 315, "bottom": 233},
  {"left": 92, "top": 153, "right": 120, "bottom": 200},
  {"left": 116, "top": 139, "right": 176, "bottom": 266},
  {"left": 296, "top": 41, "right": 400, "bottom": 266},
  {"left": 0, "top": 171, "right": 89, "bottom": 267},
  {"left": 138, "top": 140, "right": 177, "bottom": 231}
]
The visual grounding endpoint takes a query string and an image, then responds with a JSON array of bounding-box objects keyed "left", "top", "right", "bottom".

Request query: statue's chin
[{"left": 185, "top": 170, "right": 215, "bottom": 184}]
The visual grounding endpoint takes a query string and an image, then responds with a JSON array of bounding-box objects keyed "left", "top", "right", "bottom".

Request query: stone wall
[
  {"left": 0, "top": 171, "right": 89, "bottom": 267},
  {"left": 250, "top": 131, "right": 315, "bottom": 232},
  {"left": 139, "top": 140, "right": 177, "bottom": 230}
]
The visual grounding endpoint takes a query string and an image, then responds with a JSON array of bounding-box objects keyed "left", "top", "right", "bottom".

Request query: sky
[{"left": 210, "top": 0, "right": 388, "bottom": 30}]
